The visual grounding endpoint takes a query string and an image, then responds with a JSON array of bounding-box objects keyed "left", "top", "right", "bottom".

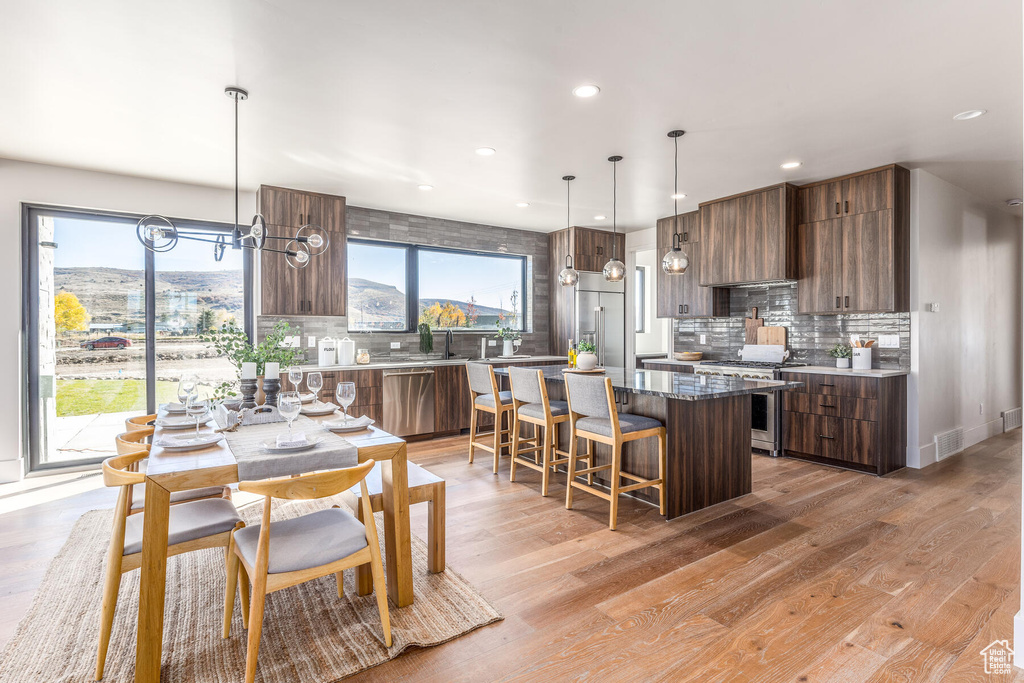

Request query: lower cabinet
[
  {"left": 781, "top": 372, "right": 905, "bottom": 475},
  {"left": 319, "top": 369, "right": 383, "bottom": 424},
  {"left": 434, "top": 364, "right": 470, "bottom": 433},
  {"left": 643, "top": 362, "right": 695, "bottom": 374}
]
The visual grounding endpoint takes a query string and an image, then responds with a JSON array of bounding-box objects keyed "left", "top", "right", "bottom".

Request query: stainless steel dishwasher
[{"left": 383, "top": 368, "right": 436, "bottom": 436}]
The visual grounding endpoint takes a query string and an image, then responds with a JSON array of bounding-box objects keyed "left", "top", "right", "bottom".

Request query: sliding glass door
[{"left": 24, "top": 207, "right": 252, "bottom": 471}]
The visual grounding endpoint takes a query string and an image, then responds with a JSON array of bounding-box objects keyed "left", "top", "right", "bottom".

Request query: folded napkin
[
  {"left": 301, "top": 402, "right": 339, "bottom": 414},
  {"left": 276, "top": 432, "right": 308, "bottom": 448},
  {"left": 323, "top": 415, "right": 374, "bottom": 430},
  {"left": 156, "top": 434, "right": 220, "bottom": 448}
]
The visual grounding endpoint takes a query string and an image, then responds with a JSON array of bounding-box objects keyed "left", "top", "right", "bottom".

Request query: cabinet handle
[
  {"left": 682, "top": 232, "right": 689, "bottom": 242},
  {"left": 819, "top": 382, "right": 835, "bottom": 387},
  {"left": 835, "top": 296, "right": 841, "bottom": 309},
  {"left": 820, "top": 402, "right": 835, "bottom": 408},
  {"left": 845, "top": 296, "right": 850, "bottom": 308},
  {"left": 819, "top": 434, "right": 836, "bottom": 440},
  {"left": 678, "top": 304, "right": 683, "bottom": 315},
  {"left": 683, "top": 304, "right": 689, "bottom": 314},
  {"left": 844, "top": 200, "right": 849, "bottom": 214},
  {"left": 835, "top": 202, "right": 840, "bottom": 215}
]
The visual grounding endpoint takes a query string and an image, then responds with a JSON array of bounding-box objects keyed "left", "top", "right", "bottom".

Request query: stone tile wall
[
  {"left": 673, "top": 283, "right": 910, "bottom": 369},
  {"left": 257, "top": 205, "right": 550, "bottom": 363}
]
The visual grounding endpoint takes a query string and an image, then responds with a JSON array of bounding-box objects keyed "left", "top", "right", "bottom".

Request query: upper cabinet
[
  {"left": 795, "top": 165, "right": 909, "bottom": 314},
  {"left": 698, "top": 183, "right": 799, "bottom": 286},
  {"left": 257, "top": 185, "right": 347, "bottom": 317},
  {"left": 655, "top": 212, "right": 728, "bottom": 318},
  {"left": 570, "top": 227, "right": 626, "bottom": 273}
]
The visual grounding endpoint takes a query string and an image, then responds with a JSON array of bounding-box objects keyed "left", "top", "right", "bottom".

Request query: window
[
  {"left": 635, "top": 266, "right": 646, "bottom": 333},
  {"left": 347, "top": 240, "right": 527, "bottom": 333},
  {"left": 24, "top": 206, "right": 253, "bottom": 471}
]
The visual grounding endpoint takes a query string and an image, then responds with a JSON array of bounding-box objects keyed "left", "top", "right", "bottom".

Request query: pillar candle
[
  {"left": 264, "top": 362, "right": 280, "bottom": 379},
  {"left": 241, "top": 362, "right": 257, "bottom": 380}
]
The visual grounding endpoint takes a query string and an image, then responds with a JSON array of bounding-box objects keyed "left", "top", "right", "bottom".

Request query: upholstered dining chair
[
  {"left": 95, "top": 451, "right": 244, "bottom": 680},
  {"left": 223, "top": 459, "right": 392, "bottom": 683},
  {"left": 466, "top": 362, "right": 515, "bottom": 473},
  {"left": 563, "top": 373, "right": 667, "bottom": 531}
]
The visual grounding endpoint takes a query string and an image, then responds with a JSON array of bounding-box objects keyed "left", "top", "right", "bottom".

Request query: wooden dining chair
[
  {"left": 224, "top": 459, "right": 391, "bottom": 683},
  {"left": 124, "top": 413, "right": 157, "bottom": 432},
  {"left": 466, "top": 362, "right": 515, "bottom": 473},
  {"left": 95, "top": 452, "right": 244, "bottom": 680},
  {"left": 563, "top": 374, "right": 667, "bottom": 531},
  {"left": 114, "top": 431, "right": 231, "bottom": 515}
]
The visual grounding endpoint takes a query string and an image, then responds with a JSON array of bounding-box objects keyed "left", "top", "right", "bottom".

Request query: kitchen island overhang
[{"left": 494, "top": 365, "right": 803, "bottom": 519}]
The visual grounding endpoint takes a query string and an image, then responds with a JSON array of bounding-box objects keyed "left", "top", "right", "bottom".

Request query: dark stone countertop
[{"left": 494, "top": 365, "right": 803, "bottom": 401}]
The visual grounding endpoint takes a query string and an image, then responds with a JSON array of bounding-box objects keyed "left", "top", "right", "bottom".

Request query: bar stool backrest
[
  {"left": 466, "top": 362, "right": 499, "bottom": 397},
  {"left": 508, "top": 367, "right": 545, "bottom": 405},
  {"left": 564, "top": 373, "right": 614, "bottom": 420}
]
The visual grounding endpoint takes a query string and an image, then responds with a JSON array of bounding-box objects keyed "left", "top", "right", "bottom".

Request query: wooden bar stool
[
  {"left": 563, "top": 374, "right": 667, "bottom": 531},
  {"left": 341, "top": 460, "right": 445, "bottom": 595},
  {"left": 124, "top": 413, "right": 157, "bottom": 432},
  {"left": 508, "top": 367, "right": 591, "bottom": 496},
  {"left": 466, "top": 362, "right": 514, "bottom": 473}
]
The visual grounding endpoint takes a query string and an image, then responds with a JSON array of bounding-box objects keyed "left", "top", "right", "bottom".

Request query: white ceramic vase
[
  {"left": 576, "top": 351, "right": 598, "bottom": 371},
  {"left": 502, "top": 339, "right": 514, "bottom": 357},
  {"left": 836, "top": 357, "right": 850, "bottom": 369}
]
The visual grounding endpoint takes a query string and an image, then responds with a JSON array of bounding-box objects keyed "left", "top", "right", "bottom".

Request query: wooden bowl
[{"left": 674, "top": 351, "right": 703, "bottom": 361}]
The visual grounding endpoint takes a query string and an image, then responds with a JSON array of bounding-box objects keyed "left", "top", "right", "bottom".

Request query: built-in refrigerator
[{"left": 574, "top": 272, "right": 626, "bottom": 368}]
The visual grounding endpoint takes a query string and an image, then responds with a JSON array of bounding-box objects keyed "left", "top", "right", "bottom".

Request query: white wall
[
  {"left": 0, "top": 157, "right": 254, "bottom": 482},
  {"left": 908, "top": 169, "right": 1023, "bottom": 468},
  {"left": 634, "top": 247, "right": 669, "bottom": 354}
]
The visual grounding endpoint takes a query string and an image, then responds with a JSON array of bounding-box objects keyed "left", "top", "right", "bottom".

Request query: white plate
[
  {"left": 299, "top": 393, "right": 317, "bottom": 404},
  {"left": 261, "top": 436, "right": 324, "bottom": 453},
  {"left": 156, "top": 417, "right": 211, "bottom": 430},
  {"left": 323, "top": 417, "right": 375, "bottom": 433},
  {"left": 155, "top": 433, "right": 224, "bottom": 452},
  {"left": 163, "top": 402, "right": 187, "bottom": 414},
  {"left": 301, "top": 402, "right": 339, "bottom": 416}
]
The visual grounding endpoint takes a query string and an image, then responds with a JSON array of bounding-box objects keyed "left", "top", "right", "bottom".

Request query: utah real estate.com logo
[{"left": 981, "top": 640, "right": 1013, "bottom": 675}]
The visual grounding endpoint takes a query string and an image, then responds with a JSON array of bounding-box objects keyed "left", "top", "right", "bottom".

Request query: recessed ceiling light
[
  {"left": 475, "top": 147, "right": 496, "bottom": 156},
  {"left": 515, "top": 202, "right": 530, "bottom": 208},
  {"left": 594, "top": 215, "right": 606, "bottom": 221},
  {"left": 780, "top": 161, "right": 802, "bottom": 169},
  {"left": 671, "top": 193, "right": 686, "bottom": 199},
  {"left": 1007, "top": 198, "right": 1023, "bottom": 207},
  {"left": 417, "top": 184, "right": 434, "bottom": 191},
  {"left": 572, "top": 84, "right": 600, "bottom": 98},
  {"left": 953, "top": 109, "right": 987, "bottom": 121}
]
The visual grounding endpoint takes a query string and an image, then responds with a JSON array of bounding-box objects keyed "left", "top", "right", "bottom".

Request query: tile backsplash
[
  {"left": 673, "top": 283, "right": 910, "bottom": 369},
  {"left": 257, "top": 205, "right": 551, "bottom": 363}
]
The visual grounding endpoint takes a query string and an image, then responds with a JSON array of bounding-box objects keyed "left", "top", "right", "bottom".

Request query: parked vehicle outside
[{"left": 80, "top": 336, "right": 133, "bottom": 350}]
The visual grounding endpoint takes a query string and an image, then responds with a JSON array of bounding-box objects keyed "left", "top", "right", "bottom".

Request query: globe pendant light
[
  {"left": 603, "top": 155, "right": 626, "bottom": 282},
  {"left": 662, "top": 129, "right": 690, "bottom": 275},
  {"left": 558, "top": 175, "right": 580, "bottom": 287}
]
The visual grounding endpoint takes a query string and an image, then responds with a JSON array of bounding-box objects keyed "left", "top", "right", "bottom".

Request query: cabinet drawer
[
  {"left": 783, "top": 372, "right": 877, "bottom": 399},
  {"left": 338, "top": 369, "right": 383, "bottom": 387},
  {"left": 783, "top": 392, "right": 878, "bottom": 421},
  {"left": 645, "top": 363, "right": 694, "bottom": 374},
  {"left": 839, "top": 418, "right": 877, "bottom": 466},
  {"left": 783, "top": 411, "right": 842, "bottom": 459}
]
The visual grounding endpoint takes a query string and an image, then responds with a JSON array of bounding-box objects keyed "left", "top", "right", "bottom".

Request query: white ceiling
[{"left": 0, "top": 0, "right": 1020, "bottom": 231}]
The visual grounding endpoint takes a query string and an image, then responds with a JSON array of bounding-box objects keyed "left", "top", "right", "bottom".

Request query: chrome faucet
[{"left": 443, "top": 329, "right": 454, "bottom": 360}]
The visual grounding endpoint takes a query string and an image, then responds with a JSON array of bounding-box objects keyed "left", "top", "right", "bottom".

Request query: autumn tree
[
  {"left": 419, "top": 301, "right": 467, "bottom": 328},
  {"left": 465, "top": 296, "right": 479, "bottom": 328},
  {"left": 54, "top": 291, "right": 89, "bottom": 334}
]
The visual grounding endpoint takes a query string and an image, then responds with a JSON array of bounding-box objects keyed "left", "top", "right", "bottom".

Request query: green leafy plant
[
  {"left": 418, "top": 322, "right": 434, "bottom": 354},
  {"left": 200, "top": 320, "right": 303, "bottom": 398},
  {"left": 495, "top": 290, "right": 522, "bottom": 341},
  {"left": 828, "top": 343, "right": 852, "bottom": 359},
  {"left": 577, "top": 340, "right": 596, "bottom": 354}
]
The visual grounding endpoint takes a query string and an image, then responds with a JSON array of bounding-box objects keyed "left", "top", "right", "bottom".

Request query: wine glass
[
  {"left": 177, "top": 375, "right": 197, "bottom": 408},
  {"left": 185, "top": 395, "right": 209, "bottom": 438},
  {"left": 279, "top": 391, "right": 302, "bottom": 441},
  {"left": 307, "top": 371, "right": 323, "bottom": 406},
  {"left": 287, "top": 366, "right": 303, "bottom": 392},
  {"left": 336, "top": 382, "right": 356, "bottom": 424}
]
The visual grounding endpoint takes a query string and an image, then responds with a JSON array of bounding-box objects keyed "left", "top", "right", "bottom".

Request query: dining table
[{"left": 133, "top": 411, "right": 412, "bottom": 683}]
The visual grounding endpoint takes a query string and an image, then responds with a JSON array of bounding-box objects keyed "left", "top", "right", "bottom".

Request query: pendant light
[
  {"left": 661, "top": 129, "right": 690, "bottom": 275},
  {"left": 557, "top": 175, "right": 580, "bottom": 287},
  {"left": 602, "top": 155, "right": 626, "bottom": 282}
]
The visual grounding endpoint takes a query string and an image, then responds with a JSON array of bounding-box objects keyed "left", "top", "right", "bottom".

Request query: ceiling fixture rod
[{"left": 662, "top": 130, "right": 690, "bottom": 275}]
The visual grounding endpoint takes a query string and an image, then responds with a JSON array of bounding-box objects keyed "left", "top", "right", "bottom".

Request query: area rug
[{"left": 0, "top": 498, "right": 502, "bottom": 682}]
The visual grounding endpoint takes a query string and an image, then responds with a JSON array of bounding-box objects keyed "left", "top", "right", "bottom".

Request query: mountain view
[{"left": 348, "top": 277, "right": 509, "bottom": 330}]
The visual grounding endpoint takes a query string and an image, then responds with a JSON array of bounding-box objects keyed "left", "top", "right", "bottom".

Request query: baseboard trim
[{"left": 965, "top": 419, "right": 1004, "bottom": 449}]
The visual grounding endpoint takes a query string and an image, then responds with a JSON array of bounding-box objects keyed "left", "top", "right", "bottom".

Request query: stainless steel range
[{"left": 695, "top": 345, "right": 805, "bottom": 457}]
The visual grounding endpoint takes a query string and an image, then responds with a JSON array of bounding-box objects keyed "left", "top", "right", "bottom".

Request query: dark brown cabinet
[
  {"left": 319, "top": 368, "right": 382, "bottom": 423},
  {"left": 798, "top": 168, "right": 893, "bottom": 223},
  {"left": 434, "top": 364, "right": 470, "bottom": 433},
  {"left": 698, "top": 183, "right": 798, "bottom": 286},
  {"left": 782, "top": 371, "right": 905, "bottom": 475},
  {"left": 569, "top": 227, "right": 626, "bottom": 273},
  {"left": 656, "top": 212, "right": 729, "bottom": 319},
  {"left": 258, "top": 185, "right": 347, "bottom": 317},
  {"left": 644, "top": 362, "right": 694, "bottom": 374},
  {"left": 795, "top": 165, "right": 908, "bottom": 314}
]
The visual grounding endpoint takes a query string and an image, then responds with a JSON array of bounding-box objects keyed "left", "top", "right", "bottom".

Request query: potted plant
[
  {"left": 201, "top": 320, "right": 303, "bottom": 400},
  {"left": 495, "top": 290, "right": 522, "bottom": 357},
  {"left": 828, "top": 343, "right": 852, "bottom": 369},
  {"left": 576, "top": 340, "right": 598, "bottom": 370}
]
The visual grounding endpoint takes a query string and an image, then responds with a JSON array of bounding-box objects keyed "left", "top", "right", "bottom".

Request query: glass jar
[{"left": 356, "top": 348, "right": 370, "bottom": 365}]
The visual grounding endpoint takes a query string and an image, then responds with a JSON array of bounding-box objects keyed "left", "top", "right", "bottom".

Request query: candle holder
[
  {"left": 262, "top": 377, "right": 281, "bottom": 407},
  {"left": 240, "top": 379, "right": 259, "bottom": 409}
]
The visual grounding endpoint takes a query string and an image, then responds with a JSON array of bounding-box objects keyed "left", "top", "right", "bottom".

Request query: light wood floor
[{"left": 1, "top": 430, "right": 1021, "bottom": 681}]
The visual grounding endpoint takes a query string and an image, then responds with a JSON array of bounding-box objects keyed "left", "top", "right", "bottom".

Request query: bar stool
[
  {"left": 466, "top": 362, "right": 515, "bottom": 473},
  {"left": 508, "top": 367, "right": 591, "bottom": 496},
  {"left": 563, "top": 374, "right": 667, "bottom": 531},
  {"left": 125, "top": 413, "right": 157, "bottom": 432}
]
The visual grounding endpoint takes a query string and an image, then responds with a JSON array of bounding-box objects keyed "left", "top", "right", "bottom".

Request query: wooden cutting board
[
  {"left": 744, "top": 307, "right": 764, "bottom": 344},
  {"left": 756, "top": 326, "right": 787, "bottom": 347}
]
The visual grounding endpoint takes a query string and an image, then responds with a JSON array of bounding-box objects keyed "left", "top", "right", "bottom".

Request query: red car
[{"left": 80, "top": 336, "right": 133, "bottom": 350}]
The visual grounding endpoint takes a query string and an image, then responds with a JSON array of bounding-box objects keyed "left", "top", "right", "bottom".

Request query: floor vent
[
  {"left": 1002, "top": 407, "right": 1022, "bottom": 432},
  {"left": 934, "top": 428, "right": 964, "bottom": 461}
]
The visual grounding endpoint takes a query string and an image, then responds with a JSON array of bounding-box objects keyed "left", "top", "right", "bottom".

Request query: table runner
[{"left": 218, "top": 414, "right": 359, "bottom": 480}]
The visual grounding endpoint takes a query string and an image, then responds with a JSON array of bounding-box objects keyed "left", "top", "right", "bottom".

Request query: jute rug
[{"left": 0, "top": 498, "right": 502, "bottom": 682}]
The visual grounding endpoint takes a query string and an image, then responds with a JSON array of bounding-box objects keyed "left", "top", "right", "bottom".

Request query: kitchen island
[{"left": 494, "top": 365, "right": 802, "bottom": 519}]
